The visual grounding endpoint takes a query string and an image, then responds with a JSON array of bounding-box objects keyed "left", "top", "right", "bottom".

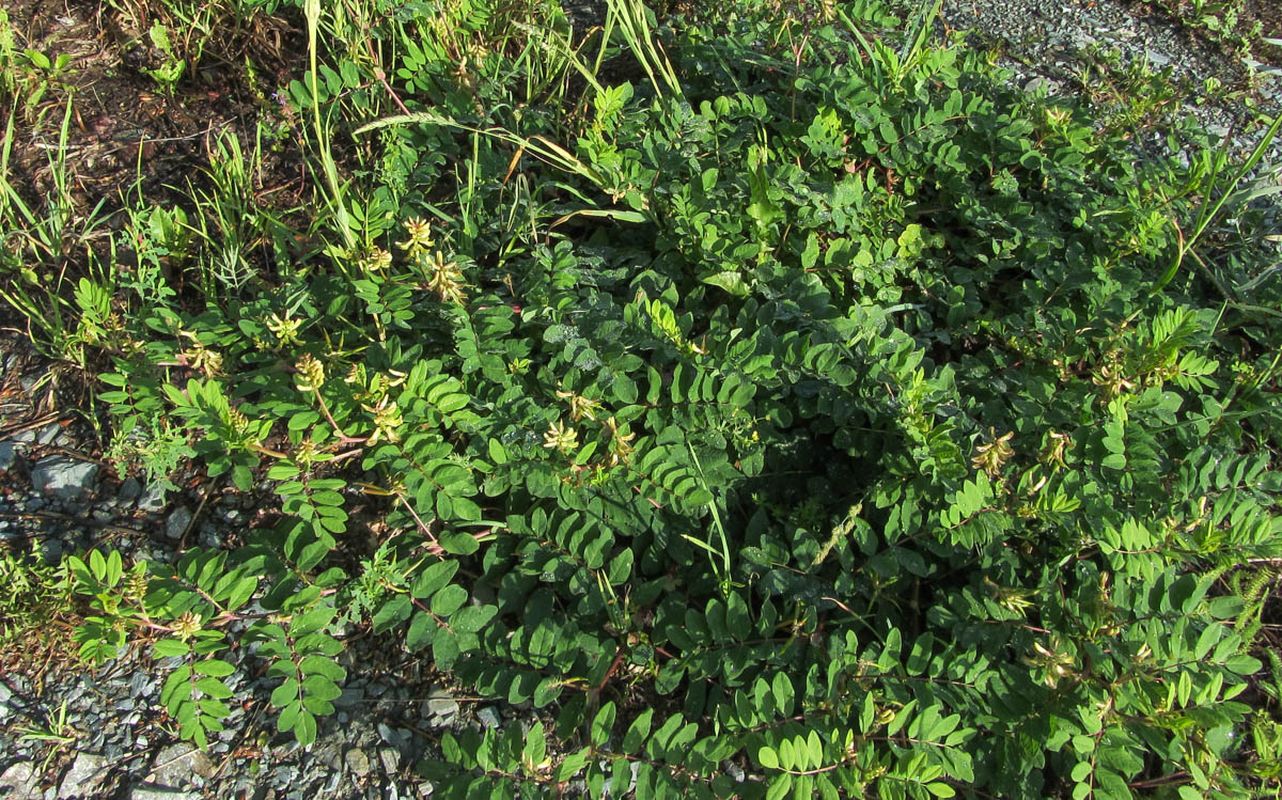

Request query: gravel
[
  {"left": 0, "top": 441, "right": 17, "bottom": 472},
  {"left": 148, "top": 743, "right": 215, "bottom": 787},
  {"left": 58, "top": 752, "right": 109, "bottom": 798},
  {"left": 476, "top": 706, "right": 502, "bottom": 730},
  {"left": 0, "top": 681, "right": 13, "bottom": 724},
  {"left": 138, "top": 483, "right": 168, "bottom": 513},
  {"left": 35, "top": 422, "right": 63, "bottom": 446},
  {"left": 164, "top": 505, "right": 193, "bottom": 540},
  {"left": 129, "top": 787, "right": 199, "bottom": 800},
  {"left": 380, "top": 747, "right": 402, "bottom": 775},
  {"left": 118, "top": 477, "right": 142, "bottom": 504},
  {"left": 30, "top": 456, "right": 99, "bottom": 501},
  {"left": 941, "top": 0, "right": 1282, "bottom": 161},
  {"left": 424, "top": 689, "right": 459, "bottom": 728},
  {"left": 345, "top": 748, "right": 372, "bottom": 778},
  {"left": 0, "top": 761, "right": 40, "bottom": 800}
]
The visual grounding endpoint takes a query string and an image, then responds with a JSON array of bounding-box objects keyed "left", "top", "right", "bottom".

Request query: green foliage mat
[{"left": 17, "top": 0, "right": 1282, "bottom": 796}]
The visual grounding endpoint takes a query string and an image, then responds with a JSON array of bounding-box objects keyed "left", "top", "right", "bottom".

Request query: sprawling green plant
[{"left": 14, "top": 0, "right": 1282, "bottom": 797}]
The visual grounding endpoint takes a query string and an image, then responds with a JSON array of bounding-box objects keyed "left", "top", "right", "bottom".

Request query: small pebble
[
  {"left": 165, "top": 506, "right": 193, "bottom": 540},
  {"left": 0, "top": 761, "right": 39, "bottom": 800},
  {"left": 345, "top": 749, "right": 371, "bottom": 778},
  {"left": 118, "top": 477, "right": 142, "bottom": 504},
  {"left": 31, "top": 456, "right": 98, "bottom": 500},
  {"left": 129, "top": 786, "right": 199, "bottom": 800},
  {"left": 424, "top": 691, "right": 458, "bottom": 728},
  {"left": 59, "top": 752, "right": 108, "bottom": 798},
  {"left": 379, "top": 748, "right": 401, "bottom": 775},
  {"left": 336, "top": 686, "right": 365, "bottom": 709},
  {"left": 36, "top": 422, "right": 62, "bottom": 446},
  {"left": 0, "top": 441, "right": 17, "bottom": 472},
  {"left": 138, "top": 483, "right": 168, "bottom": 513}
]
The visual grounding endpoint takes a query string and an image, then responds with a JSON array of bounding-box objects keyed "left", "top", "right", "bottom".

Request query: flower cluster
[
  {"left": 295, "top": 354, "right": 326, "bottom": 392},
  {"left": 972, "top": 429, "right": 1014, "bottom": 478},
  {"left": 395, "top": 217, "right": 467, "bottom": 305},
  {"left": 543, "top": 420, "right": 578, "bottom": 455}
]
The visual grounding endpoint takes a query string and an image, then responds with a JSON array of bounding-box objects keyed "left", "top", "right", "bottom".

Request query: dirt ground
[
  {"left": 3, "top": 0, "right": 305, "bottom": 219},
  {"left": 5, "top": 0, "right": 1277, "bottom": 230},
  {"left": 1239, "top": 0, "right": 1281, "bottom": 40}
]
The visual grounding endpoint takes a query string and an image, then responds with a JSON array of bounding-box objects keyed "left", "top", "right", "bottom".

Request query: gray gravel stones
[
  {"left": 59, "top": 752, "right": 109, "bottom": 798},
  {"left": 0, "top": 441, "right": 17, "bottom": 472},
  {"left": 40, "top": 537, "right": 63, "bottom": 563},
  {"left": 147, "top": 743, "right": 214, "bottom": 787},
  {"left": 0, "top": 681, "right": 13, "bottom": 724},
  {"left": 941, "top": 0, "right": 1282, "bottom": 155},
  {"left": 118, "top": 477, "right": 142, "bottom": 504},
  {"left": 943, "top": 0, "right": 1239, "bottom": 85},
  {"left": 377, "top": 722, "right": 412, "bottom": 749},
  {"left": 164, "top": 506, "right": 193, "bottom": 540},
  {"left": 424, "top": 690, "right": 459, "bottom": 728},
  {"left": 725, "top": 760, "right": 746, "bottom": 783},
  {"left": 380, "top": 747, "right": 401, "bottom": 775},
  {"left": 30, "top": 456, "right": 98, "bottom": 500},
  {"left": 476, "top": 706, "right": 502, "bottom": 729},
  {"left": 138, "top": 483, "right": 168, "bottom": 513},
  {"left": 35, "top": 422, "right": 62, "bottom": 446},
  {"left": 336, "top": 685, "right": 365, "bottom": 710},
  {"left": 129, "top": 786, "right": 199, "bottom": 800},
  {"left": 345, "top": 748, "right": 372, "bottom": 778},
  {"left": 0, "top": 761, "right": 39, "bottom": 800}
]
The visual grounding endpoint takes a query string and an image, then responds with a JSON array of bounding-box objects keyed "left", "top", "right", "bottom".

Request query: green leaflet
[{"left": 42, "top": 0, "right": 1281, "bottom": 794}]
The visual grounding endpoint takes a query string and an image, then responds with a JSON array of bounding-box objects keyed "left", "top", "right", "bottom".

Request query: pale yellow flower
[
  {"left": 543, "top": 420, "right": 578, "bottom": 455},
  {"left": 604, "top": 416, "right": 635, "bottom": 466},
  {"left": 172, "top": 611, "right": 202, "bottom": 640},
  {"left": 424, "top": 250, "right": 466, "bottom": 305},
  {"left": 266, "top": 313, "right": 303, "bottom": 347},
  {"left": 360, "top": 246, "right": 393, "bottom": 273},
  {"left": 972, "top": 429, "right": 1014, "bottom": 478},
  {"left": 1040, "top": 431, "right": 1071, "bottom": 469},
  {"left": 366, "top": 398, "right": 403, "bottom": 445},
  {"left": 400, "top": 217, "right": 434, "bottom": 252},
  {"left": 181, "top": 345, "right": 223, "bottom": 377},
  {"left": 295, "top": 354, "right": 325, "bottom": 392},
  {"left": 555, "top": 389, "right": 602, "bottom": 422}
]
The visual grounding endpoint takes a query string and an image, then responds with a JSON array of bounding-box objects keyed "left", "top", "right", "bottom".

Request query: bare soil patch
[{"left": 4, "top": 0, "right": 305, "bottom": 217}]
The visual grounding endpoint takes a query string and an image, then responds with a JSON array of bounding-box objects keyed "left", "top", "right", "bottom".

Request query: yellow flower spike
[
  {"left": 226, "top": 406, "right": 251, "bottom": 436},
  {"left": 295, "top": 353, "right": 326, "bottom": 392},
  {"left": 366, "top": 398, "right": 403, "bottom": 446},
  {"left": 360, "top": 246, "right": 392, "bottom": 273},
  {"left": 266, "top": 313, "right": 303, "bottom": 347},
  {"left": 296, "top": 437, "right": 320, "bottom": 466},
  {"left": 604, "top": 416, "right": 635, "bottom": 466},
  {"left": 543, "top": 420, "right": 579, "bottom": 455},
  {"left": 972, "top": 428, "right": 1014, "bottom": 478},
  {"left": 1040, "top": 431, "right": 1071, "bottom": 469},
  {"left": 181, "top": 344, "right": 223, "bottom": 377},
  {"left": 400, "top": 217, "right": 435, "bottom": 252},
  {"left": 997, "top": 587, "right": 1034, "bottom": 616},
  {"left": 172, "top": 611, "right": 202, "bottom": 641},
  {"left": 555, "top": 389, "right": 602, "bottom": 422},
  {"left": 425, "top": 250, "right": 466, "bottom": 305}
]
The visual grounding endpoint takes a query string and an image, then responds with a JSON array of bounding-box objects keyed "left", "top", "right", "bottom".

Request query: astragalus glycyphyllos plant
[{"left": 12, "top": 0, "right": 1282, "bottom": 797}]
